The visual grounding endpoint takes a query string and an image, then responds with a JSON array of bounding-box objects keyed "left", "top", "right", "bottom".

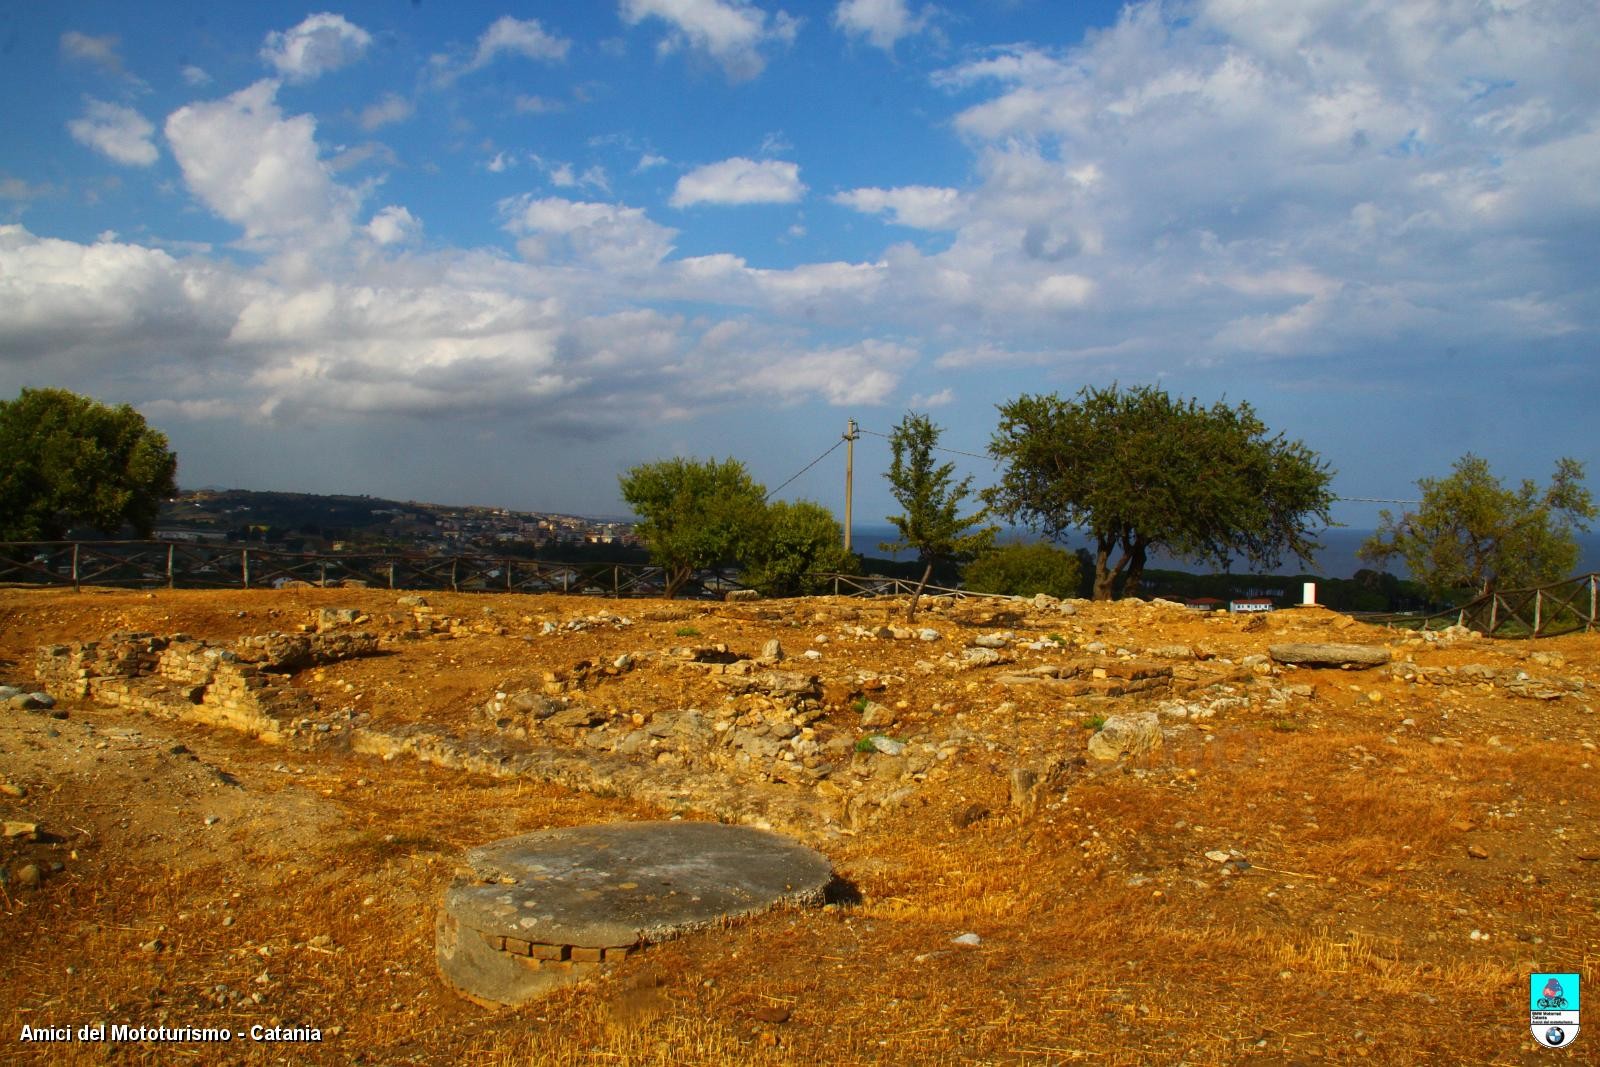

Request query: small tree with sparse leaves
[
  {"left": 1359, "top": 454, "right": 1595, "bottom": 601},
  {"left": 881, "top": 412, "right": 995, "bottom": 619}
]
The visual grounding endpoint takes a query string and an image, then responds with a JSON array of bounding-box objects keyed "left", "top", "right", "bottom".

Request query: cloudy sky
[{"left": 2, "top": 0, "right": 1597, "bottom": 533}]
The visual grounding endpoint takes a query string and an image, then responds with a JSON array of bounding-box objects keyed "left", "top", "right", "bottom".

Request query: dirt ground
[{"left": 1, "top": 585, "right": 1597, "bottom": 1065}]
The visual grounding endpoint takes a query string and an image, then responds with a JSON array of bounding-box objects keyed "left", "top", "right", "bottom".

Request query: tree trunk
[
  {"left": 906, "top": 561, "right": 934, "bottom": 620},
  {"left": 1093, "top": 535, "right": 1133, "bottom": 601},
  {"left": 1092, "top": 552, "right": 1115, "bottom": 600},
  {"left": 1122, "top": 542, "right": 1149, "bottom": 599},
  {"left": 1092, "top": 535, "right": 1115, "bottom": 601},
  {"left": 664, "top": 565, "right": 689, "bottom": 599}
]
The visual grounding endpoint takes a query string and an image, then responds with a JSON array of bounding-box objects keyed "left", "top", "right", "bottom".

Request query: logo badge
[{"left": 1530, "top": 972, "right": 1580, "bottom": 1049}]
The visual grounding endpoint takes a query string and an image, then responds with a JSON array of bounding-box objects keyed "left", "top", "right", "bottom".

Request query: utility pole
[{"left": 843, "top": 418, "right": 858, "bottom": 553}]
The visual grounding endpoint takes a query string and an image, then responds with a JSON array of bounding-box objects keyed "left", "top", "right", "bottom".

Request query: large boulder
[{"left": 1269, "top": 643, "right": 1391, "bottom": 669}]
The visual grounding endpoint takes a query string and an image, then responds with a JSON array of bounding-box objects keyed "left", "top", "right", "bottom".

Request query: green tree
[
  {"left": 1359, "top": 454, "right": 1595, "bottom": 600},
  {"left": 882, "top": 412, "right": 995, "bottom": 619},
  {"left": 741, "top": 499, "right": 858, "bottom": 597},
  {"left": 0, "top": 387, "right": 178, "bottom": 541},
  {"left": 619, "top": 457, "right": 766, "bottom": 598},
  {"left": 985, "top": 385, "right": 1334, "bottom": 601},
  {"left": 963, "top": 541, "right": 1082, "bottom": 599}
]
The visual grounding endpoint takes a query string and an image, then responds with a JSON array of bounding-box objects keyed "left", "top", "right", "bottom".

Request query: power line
[
  {"left": 851, "top": 425, "right": 1422, "bottom": 505},
  {"left": 856, "top": 426, "right": 997, "bottom": 463},
  {"left": 765, "top": 438, "right": 844, "bottom": 501},
  {"left": 1336, "top": 497, "right": 1420, "bottom": 505}
]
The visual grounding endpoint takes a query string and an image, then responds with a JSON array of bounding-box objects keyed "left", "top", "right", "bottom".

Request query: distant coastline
[{"left": 853, "top": 524, "right": 1600, "bottom": 582}]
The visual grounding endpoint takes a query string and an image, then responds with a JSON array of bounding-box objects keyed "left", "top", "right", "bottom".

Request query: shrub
[{"left": 963, "top": 542, "right": 1082, "bottom": 599}]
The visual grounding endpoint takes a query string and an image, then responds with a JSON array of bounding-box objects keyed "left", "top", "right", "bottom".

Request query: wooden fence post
[
  {"left": 451, "top": 558, "right": 458, "bottom": 592},
  {"left": 167, "top": 544, "right": 175, "bottom": 589},
  {"left": 242, "top": 549, "right": 250, "bottom": 589},
  {"left": 506, "top": 562, "right": 513, "bottom": 591},
  {"left": 72, "top": 543, "right": 80, "bottom": 592},
  {"left": 319, "top": 562, "right": 327, "bottom": 588},
  {"left": 613, "top": 566, "right": 620, "bottom": 597},
  {"left": 1534, "top": 589, "right": 1543, "bottom": 637},
  {"left": 1488, "top": 595, "right": 1497, "bottom": 634},
  {"left": 388, "top": 563, "right": 395, "bottom": 590},
  {"left": 1591, "top": 574, "right": 1597, "bottom": 632}
]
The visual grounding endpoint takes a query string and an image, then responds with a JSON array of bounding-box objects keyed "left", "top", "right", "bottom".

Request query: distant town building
[
  {"left": 1185, "top": 597, "right": 1225, "bottom": 612},
  {"left": 155, "top": 528, "right": 228, "bottom": 544},
  {"left": 1229, "top": 597, "right": 1275, "bottom": 613}
]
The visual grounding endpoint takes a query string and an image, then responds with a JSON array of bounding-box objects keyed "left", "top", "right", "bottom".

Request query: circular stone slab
[{"left": 436, "top": 821, "right": 832, "bottom": 1006}]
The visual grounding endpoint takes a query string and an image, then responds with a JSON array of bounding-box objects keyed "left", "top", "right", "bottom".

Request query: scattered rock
[
  {"left": 869, "top": 736, "right": 906, "bottom": 757},
  {"left": 961, "top": 647, "right": 1004, "bottom": 668},
  {"left": 973, "top": 633, "right": 1013, "bottom": 649},
  {"left": 1009, "top": 767, "right": 1040, "bottom": 814},
  {"left": 315, "top": 608, "right": 361, "bottom": 630},
  {"left": 1086, "top": 713, "right": 1163, "bottom": 761},
  {"left": 760, "top": 639, "right": 784, "bottom": 662},
  {"left": 751, "top": 1005, "right": 792, "bottom": 1025},
  {"left": 1467, "top": 844, "right": 1490, "bottom": 860},
  {"left": 859, "top": 702, "right": 895, "bottom": 729},
  {"left": 3, "top": 821, "right": 38, "bottom": 840},
  {"left": 950, "top": 803, "right": 990, "bottom": 830},
  {"left": 724, "top": 589, "right": 761, "bottom": 602},
  {"left": 15, "top": 863, "right": 41, "bottom": 888},
  {"left": 951, "top": 932, "right": 982, "bottom": 947}
]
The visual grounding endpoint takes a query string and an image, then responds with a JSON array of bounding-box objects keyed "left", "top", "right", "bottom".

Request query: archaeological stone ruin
[{"left": 435, "top": 821, "right": 833, "bottom": 1006}]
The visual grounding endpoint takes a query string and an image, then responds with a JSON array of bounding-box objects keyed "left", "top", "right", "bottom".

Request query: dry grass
[{"left": 4, "top": 587, "right": 1599, "bottom": 1064}]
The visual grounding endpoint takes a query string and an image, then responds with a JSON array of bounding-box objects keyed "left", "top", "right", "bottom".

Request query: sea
[{"left": 851, "top": 524, "right": 1600, "bottom": 581}]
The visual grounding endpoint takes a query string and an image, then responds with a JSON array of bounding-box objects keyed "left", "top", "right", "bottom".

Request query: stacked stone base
[{"left": 33, "top": 629, "right": 376, "bottom": 745}]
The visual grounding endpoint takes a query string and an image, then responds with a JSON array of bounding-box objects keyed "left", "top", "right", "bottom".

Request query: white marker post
[{"left": 1301, "top": 582, "right": 1317, "bottom": 606}]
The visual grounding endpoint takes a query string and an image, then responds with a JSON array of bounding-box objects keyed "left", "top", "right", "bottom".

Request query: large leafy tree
[
  {"left": 0, "top": 388, "right": 178, "bottom": 541},
  {"left": 1359, "top": 454, "right": 1595, "bottom": 600},
  {"left": 619, "top": 457, "right": 767, "bottom": 598},
  {"left": 741, "top": 499, "right": 858, "bottom": 597},
  {"left": 882, "top": 411, "right": 995, "bottom": 619},
  {"left": 985, "top": 385, "right": 1334, "bottom": 600}
]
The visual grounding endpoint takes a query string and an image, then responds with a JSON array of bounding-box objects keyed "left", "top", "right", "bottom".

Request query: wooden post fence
[
  {"left": 167, "top": 544, "right": 175, "bottom": 589},
  {"left": 242, "top": 549, "right": 250, "bottom": 589},
  {"left": 71, "top": 543, "right": 80, "bottom": 592}
]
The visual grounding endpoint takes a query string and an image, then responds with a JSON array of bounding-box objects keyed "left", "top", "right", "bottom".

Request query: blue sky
[{"left": 2, "top": 0, "right": 1597, "bottom": 535}]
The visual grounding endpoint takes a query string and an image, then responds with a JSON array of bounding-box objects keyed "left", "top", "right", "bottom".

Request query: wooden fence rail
[
  {"left": 0, "top": 542, "right": 1003, "bottom": 605},
  {"left": 1364, "top": 572, "right": 1599, "bottom": 639},
  {"left": 0, "top": 541, "right": 734, "bottom": 598}
]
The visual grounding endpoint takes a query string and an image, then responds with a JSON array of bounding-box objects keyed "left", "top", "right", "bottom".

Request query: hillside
[{"left": 1, "top": 585, "right": 1596, "bottom": 1064}]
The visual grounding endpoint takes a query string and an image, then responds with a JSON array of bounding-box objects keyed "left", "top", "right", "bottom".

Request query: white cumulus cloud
[
  {"left": 833, "top": 185, "right": 963, "bottom": 229},
  {"left": 261, "top": 13, "right": 372, "bottom": 83},
  {"left": 431, "top": 16, "right": 570, "bottom": 83},
  {"left": 500, "top": 195, "right": 677, "bottom": 272},
  {"left": 165, "top": 81, "right": 359, "bottom": 249},
  {"left": 366, "top": 206, "right": 420, "bottom": 246},
  {"left": 359, "top": 93, "right": 413, "bottom": 131},
  {"left": 67, "top": 99, "right": 158, "bottom": 167},
  {"left": 833, "top": 0, "right": 930, "bottom": 51},
  {"left": 671, "top": 157, "right": 805, "bottom": 207},
  {"left": 60, "top": 31, "right": 142, "bottom": 85},
  {"left": 620, "top": 0, "right": 800, "bottom": 82}
]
